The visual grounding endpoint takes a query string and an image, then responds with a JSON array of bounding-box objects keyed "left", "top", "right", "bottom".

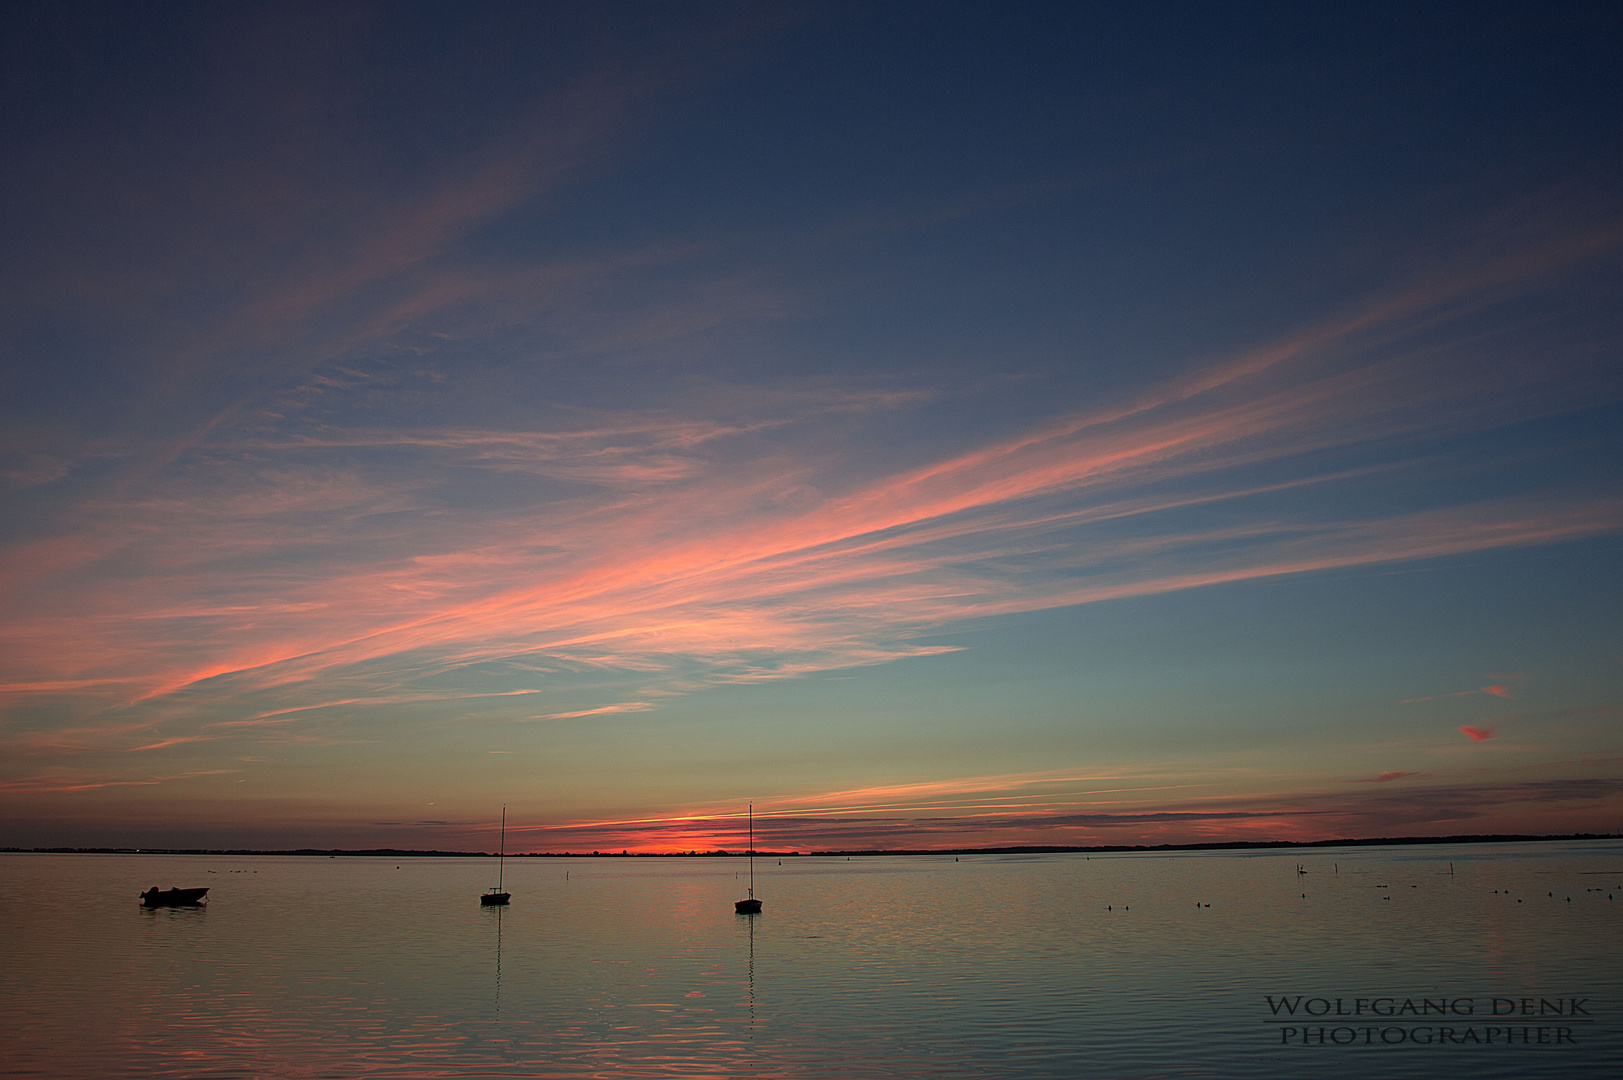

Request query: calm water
[{"left": 2, "top": 841, "right": 1619, "bottom": 1078}]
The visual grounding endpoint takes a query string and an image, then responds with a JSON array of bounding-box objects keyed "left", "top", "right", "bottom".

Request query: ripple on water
[{"left": 1, "top": 844, "right": 1618, "bottom": 1079}]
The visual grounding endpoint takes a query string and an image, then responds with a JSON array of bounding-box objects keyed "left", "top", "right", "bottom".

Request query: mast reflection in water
[{"left": 488, "top": 899, "right": 503, "bottom": 1015}]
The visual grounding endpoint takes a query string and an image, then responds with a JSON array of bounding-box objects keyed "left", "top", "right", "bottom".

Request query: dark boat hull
[
  {"left": 480, "top": 891, "right": 510, "bottom": 906},
  {"left": 141, "top": 887, "right": 209, "bottom": 907},
  {"left": 734, "top": 898, "right": 762, "bottom": 914}
]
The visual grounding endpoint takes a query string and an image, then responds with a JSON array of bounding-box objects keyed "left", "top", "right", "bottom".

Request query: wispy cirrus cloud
[
  {"left": 1, "top": 192, "right": 1620, "bottom": 789},
  {"left": 1402, "top": 683, "right": 1516, "bottom": 704},
  {"left": 5, "top": 299, "right": 1622, "bottom": 762},
  {"left": 459, "top": 764, "right": 1623, "bottom": 852},
  {"left": 533, "top": 702, "right": 654, "bottom": 720},
  {"left": 0, "top": 769, "right": 239, "bottom": 795}
]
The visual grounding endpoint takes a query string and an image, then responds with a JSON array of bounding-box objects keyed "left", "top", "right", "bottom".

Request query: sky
[{"left": 2, "top": 2, "right": 1620, "bottom": 853}]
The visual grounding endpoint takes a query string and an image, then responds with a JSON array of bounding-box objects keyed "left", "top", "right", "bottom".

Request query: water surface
[{"left": 2, "top": 841, "right": 1618, "bottom": 1077}]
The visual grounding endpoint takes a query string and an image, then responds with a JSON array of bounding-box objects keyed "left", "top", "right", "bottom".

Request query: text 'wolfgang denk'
[{"left": 1265, "top": 996, "right": 1594, "bottom": 1047}]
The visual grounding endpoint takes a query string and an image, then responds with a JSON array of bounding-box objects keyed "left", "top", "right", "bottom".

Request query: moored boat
[
  {"left": 140, "top": 886, "right": 209, "bottom": 907},
  {"left": 481, "top": 805, "right": 511, "bottom": 906},
  {"left": 734, "top": 803, "right": 762, "bottom": 914}
]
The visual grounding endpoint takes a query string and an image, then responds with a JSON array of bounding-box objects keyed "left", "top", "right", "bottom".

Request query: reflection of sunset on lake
[{"left": 4, "top": 844, "right": 1619, "bottom": 1078}]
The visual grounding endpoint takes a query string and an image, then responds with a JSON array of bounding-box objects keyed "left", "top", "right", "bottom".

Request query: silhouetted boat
[
  {"left": 481, "top": 805, "right": 511, "bottom": 906},
  {"left": 734, "top": 803, "right": 762, "bottom": 914},
  {"left": 141, "top": 886, "right": 208, "bottom": 907}
]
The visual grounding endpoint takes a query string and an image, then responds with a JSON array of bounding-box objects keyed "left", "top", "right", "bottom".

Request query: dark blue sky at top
[
  {"left": 3, "top": 1, "right": 1619, "bottom": 555},
  {"left": 5, "top": 2, "right": 1619, "bottom": 402},
  {"left": 5, "top": 0, "right": 1610, "bottom": 540}
]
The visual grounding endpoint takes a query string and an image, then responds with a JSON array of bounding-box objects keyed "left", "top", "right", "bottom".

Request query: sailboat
[
  {"left": 734, "top": 803, "right": 762, "bottom": 914},
  {"left": 481, "top": 806, "right": 511, "bottom": 906}
]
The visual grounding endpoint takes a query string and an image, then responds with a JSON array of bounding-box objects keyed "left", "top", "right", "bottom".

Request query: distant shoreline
[{"left": 3, "top": 832, "right": 1616, "bottom": 858}]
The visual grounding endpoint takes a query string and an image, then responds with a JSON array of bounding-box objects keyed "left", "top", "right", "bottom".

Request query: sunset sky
[{"left": 3, "top": 2, "right": 1620, "bottom": 852}]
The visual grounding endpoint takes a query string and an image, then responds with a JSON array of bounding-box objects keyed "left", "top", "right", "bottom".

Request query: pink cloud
[
  {"left": 533, "top": 702, "right": 654, "bottom": 720},
  {"left": 126, "top": 735, "right": 214, "bottom": 752},
  {"left": 1401, "top": 681, "right": 1518, "bottom": 704},
  {"left": 1354, "top": 771, "right": 1421, "bottom": 783},
  {"left": 1459, "top": 726, "right": 1496, "bottom": 742},
  {"left": 475, "top": 770, "right": 1623, "bottom": 853},
  {"left": 2, "top": 221, "right": 1619, "bottom": 763},
  {"left": 0, "top": 768, "right": 238, "bottom": 794}
]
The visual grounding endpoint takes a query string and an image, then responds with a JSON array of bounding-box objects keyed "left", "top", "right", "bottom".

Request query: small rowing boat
[{"left": 140, "top": 886, "right": 209, "bottom": 907}]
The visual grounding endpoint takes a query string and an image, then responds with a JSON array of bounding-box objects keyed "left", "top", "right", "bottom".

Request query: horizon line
[{"left": 6, "top": 832, "right": 1617, "bottom": 858}]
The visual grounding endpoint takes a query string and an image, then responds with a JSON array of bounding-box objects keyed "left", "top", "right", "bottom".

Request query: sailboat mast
[
  {"left": 498, "top": 805, "right": 506, "bottom": 892},
  {"left": 730, "top": 802, "right": 762, "bottom": 913}
]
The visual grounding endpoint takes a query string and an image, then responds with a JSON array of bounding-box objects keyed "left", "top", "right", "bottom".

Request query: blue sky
[{"left": 2, "top": 2, "right": 1620, "bottom": 850}]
